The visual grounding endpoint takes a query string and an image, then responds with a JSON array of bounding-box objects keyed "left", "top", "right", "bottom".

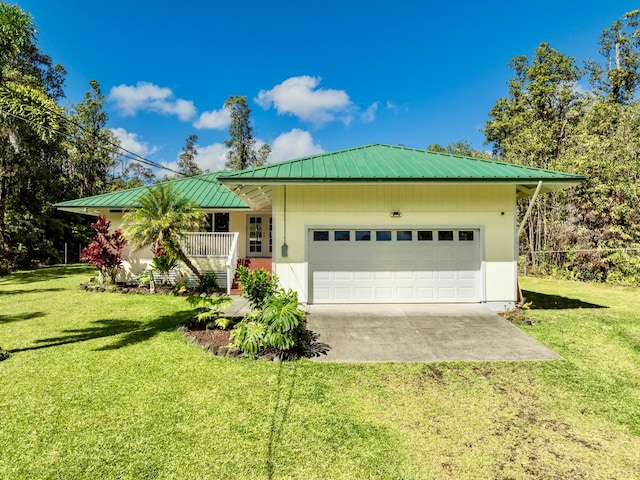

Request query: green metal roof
[
  {"left": 218, "top": 144, "right": 586, "bottom": 183},
  {"left": 55, "top": 172, "right": 248, "bottom": 211}
]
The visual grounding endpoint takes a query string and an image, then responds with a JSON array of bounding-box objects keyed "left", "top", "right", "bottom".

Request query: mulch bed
[
  {"left": 178, "top": 323, "right": 331, "bottom": 361},
  {"left": 178, "top": 324, "right": 285, "bottom": 360}
]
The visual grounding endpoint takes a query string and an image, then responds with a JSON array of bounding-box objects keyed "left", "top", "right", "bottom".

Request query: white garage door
[{"left": 309, "top": 228, "right": 482, "bottom": 303}]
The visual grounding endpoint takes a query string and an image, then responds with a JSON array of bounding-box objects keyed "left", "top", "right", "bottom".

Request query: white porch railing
[
  {"left": 181, "top": 232, "right": 240, "bottom": 294},
  {"left": 181, "top": 232, "right": 237, "bottom": 257}
]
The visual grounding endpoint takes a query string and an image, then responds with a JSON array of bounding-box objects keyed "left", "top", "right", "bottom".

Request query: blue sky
[{"left": 15, "top": 0, "right": 639, "bottom": 174}]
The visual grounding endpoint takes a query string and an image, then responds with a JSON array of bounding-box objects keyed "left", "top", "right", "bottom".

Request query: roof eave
[{"left": 219, "top": 177, "right": 586, "bottom": 186}]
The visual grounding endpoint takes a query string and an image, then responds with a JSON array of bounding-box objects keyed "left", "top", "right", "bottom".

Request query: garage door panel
[
  {"left": 310, "top": 229, "right": 482, "bottom": 303},
  {"left": 334, "top": 271, "right": 351, "bottom": 280}
]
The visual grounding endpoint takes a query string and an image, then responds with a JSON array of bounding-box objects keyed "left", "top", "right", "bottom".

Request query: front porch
[{"left": 179, "top": 232, "right": 272, "bottom": 294}]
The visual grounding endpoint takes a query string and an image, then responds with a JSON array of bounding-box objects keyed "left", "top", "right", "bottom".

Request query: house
[{"left": 56, "top": 144, "right": 585, "bottom": 309}]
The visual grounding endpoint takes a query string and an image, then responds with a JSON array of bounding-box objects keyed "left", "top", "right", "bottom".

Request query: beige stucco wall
[{"left": 271, "top": 184, "right": 517, "bottom": 306}]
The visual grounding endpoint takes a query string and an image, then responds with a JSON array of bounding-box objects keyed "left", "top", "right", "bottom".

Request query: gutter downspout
[{"left": 518, "top": 181, "right": 543, "bottom": 237}]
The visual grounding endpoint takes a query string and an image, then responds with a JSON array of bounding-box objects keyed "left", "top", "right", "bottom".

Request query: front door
[{"left": 247, "top": 215, "right": 272, "bottom": 257}]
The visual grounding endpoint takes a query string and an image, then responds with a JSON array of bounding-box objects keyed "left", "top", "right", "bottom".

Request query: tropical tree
[
  {"left": 177, "top": 134, "right": 203, "bottom": 176},
  {"left": 427, "top": 140, "right": 491, "bottom": 158},
  {"left": 224, "top": 95, "right": 270, "bottom": 170},
  {"left": 0, "top": 2, "right": 67, "bottom": 264},
  {"left": 122, "top": 183, "right": 204, "bottom": 283},
  {"left": 65, "top": 80, "right": 118, "bottom": 198},
  {"left": 484, "top": 42, "right": 585, "bottom": 268},
  {"left": 586, "top": 10, "right": 640, "bottom": 104}
]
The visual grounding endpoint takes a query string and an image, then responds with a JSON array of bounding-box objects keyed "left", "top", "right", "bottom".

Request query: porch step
[{"left": 230, "top": 258, "right": 273, "bottom": 294}]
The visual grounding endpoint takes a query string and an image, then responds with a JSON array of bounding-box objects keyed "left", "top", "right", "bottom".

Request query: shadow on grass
[
  {"left": 522, "top": 290, "right": 607, "bottom": 310},
  {"left": 0, "top": 265, "right": 93, "bottom": 285},
  {"left": 0, "top": 311, "right": 46, "bottom": 324},
  {"left": 0, "top": 288, "right": 66, "bottom": 296},
  {"left": 8, "top": 310, "right": 194, "bottom": 353},
  {"left": 266, "top": 362, "right": 297, "bottom": 480}
]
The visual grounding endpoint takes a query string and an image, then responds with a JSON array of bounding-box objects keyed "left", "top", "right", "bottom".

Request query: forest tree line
[
  {"left": 1, "top": 3, "right": 640, "bottom": 284},
  {"left": 0, "top": 3, "right": 268, "bottom": 273}
]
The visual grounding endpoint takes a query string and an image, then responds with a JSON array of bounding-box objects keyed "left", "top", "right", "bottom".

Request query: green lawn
[{"left": 0, "top": 267, "right": 638, "bottom": 479}]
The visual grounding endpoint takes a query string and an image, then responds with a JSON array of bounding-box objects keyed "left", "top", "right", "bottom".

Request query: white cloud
[
  {"left": 256, "top": 76, "right": 352, "bottom": 125},
  {"left": 195, "top": 143, "right": 228, "bottom": 171},
  {"left": 110, "top": 127, "right": 158, "bottom": 157},
  {"left": 268, "top": 129, "right": 324, "bottom": 163},
  {"left": 360, "top": 102, "right": 379, "bottom": 123},
  {"left": 193, "top": 106, "right": 230, "bottom": 130},
  {"left": 108, "top": 81, "right": 196, "bottom": 121}
]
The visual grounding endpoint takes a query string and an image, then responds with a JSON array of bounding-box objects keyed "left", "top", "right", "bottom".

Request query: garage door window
[
  {"left": 376, "top": 230, "right": 392, "bottom": 241},
  {"left": 355, "top": 230, "right": 371, "bottom": 241},
  {"left": 397, "top": 230, "right": 412, "bottom": 241},
  {"left": 335, "top": 230, "right": 350, "bottom": 241},
  {"left": 313, "top": 231, "right": 329, "bottom": 241},
  {"left": 459, "top": 230, "right": 474, "bottom": 241},
  {"left": 438, "top": 231, "right": 454, "bottom": 241},
  {"left": 418, "top": 230, "right": 433, "bottom": 241}
]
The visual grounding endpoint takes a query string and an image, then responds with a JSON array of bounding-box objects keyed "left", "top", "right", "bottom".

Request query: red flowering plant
[{"left": 80, "top": 215, "right": 128, "bottom": 284}]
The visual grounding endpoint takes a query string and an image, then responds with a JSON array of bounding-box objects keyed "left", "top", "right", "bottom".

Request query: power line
[{"left": 0, "top": 90, "right": 227, "bottom": 188}]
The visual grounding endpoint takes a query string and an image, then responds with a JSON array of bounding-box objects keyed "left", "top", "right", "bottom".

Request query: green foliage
[
  {"left": 224, "top": 95, "right": 271, "bottom": 170},
  {"left": 212, "top": 317, "right": 236, "bottom": 330},
  {"left": 186, "top": 294, "right": 233, "bottom": 326},
  {"left": 177, "top": 134, "right": 203, "bottom": 177},
  {"left": 236, "top": 266, "right": 278, "bottom": 310},
  {"left": 151, "top": 252, "right": 178, "bottom": 272},
  {"left": 260, "top": 289, "right": 305, "bottom": 351},
  {"left": 195, "top": 272, "right": 222, "bottom": 294},
  {"left": 231, "top": 286, "right": 306, "bottom": 356},
  {"left": 122, "top": 183, "right": 204, "bottom": 280},
  {"left": 485, "top": 14, "right": 640, "bottom": 285},
  {"left": 229, "top": 312, "right": 266, "bottom": 354},
  {"left": 427, "top": 139, "right": 492, "bottom": 158},
  {"left": 586, "top": 9, "right": 640, "bottom": 104}
]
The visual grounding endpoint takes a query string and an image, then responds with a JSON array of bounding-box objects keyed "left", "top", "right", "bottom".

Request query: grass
[{"left": 0, "top": 266, "right": 638, "bottom": 479}]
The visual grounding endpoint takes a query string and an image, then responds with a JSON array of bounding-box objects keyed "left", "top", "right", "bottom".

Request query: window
[
  {"left": 438, "top": 230, "right": 454, "bottom": 241},
  {"left": 459, "top": 230, "right": 474, "bottom": 241},
  {"left": 418, "top": 230, "right": 433, "bottom": 241},
  {"left": 396, "top": 230, "right": 412, "bottom": 241},
  {"left": 313, "top": 231, "right": 329, "bottom": 241},
  {"left": 214, "top": 213, "right": 229, "bottom": 232},
  {"left": 355, "top": 230, "right": 371, "bottom": 241},
  {"left": 376, "top": 230, "right": 392, "bottom": 241},
  {"left": 334, "top": 230, "right": 350, "bottom": 241}
]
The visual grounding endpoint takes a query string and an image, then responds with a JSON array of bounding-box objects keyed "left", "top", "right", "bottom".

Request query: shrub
[
  {"left": 236, "top": 266, "right": 278, "bottom": 310},
  {"left": 80, "top": 215, "right": 127, "bottom": 284},
  {"left": 261, "top": 289, "right": 305, "bottom": 350},
  {"left": 195, "top": 272, "right": 223, "bottom": 294},
  {"left": 230, "top": 312, "right": 266, "bottom": 354},
  {"left": 186, "top": 294, "right": 233, "bottom": 328},
  {"left": 151, "top": 251, "right": 178, "bottom": 285},
  {"left": 503, "top": 301, "right": 534, "bottom": 326},
  {"left": 230, "top": 288, "right": 306, "bottom": 356}
]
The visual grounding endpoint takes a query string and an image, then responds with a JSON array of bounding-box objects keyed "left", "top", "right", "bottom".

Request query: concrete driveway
[{"left": 305, "top": 303, "right": 561, "bottom": 362}]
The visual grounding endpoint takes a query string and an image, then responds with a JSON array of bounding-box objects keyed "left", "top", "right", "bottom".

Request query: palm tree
[{"left": 123, "top": 183, "right": 205, "bottom": 288}]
